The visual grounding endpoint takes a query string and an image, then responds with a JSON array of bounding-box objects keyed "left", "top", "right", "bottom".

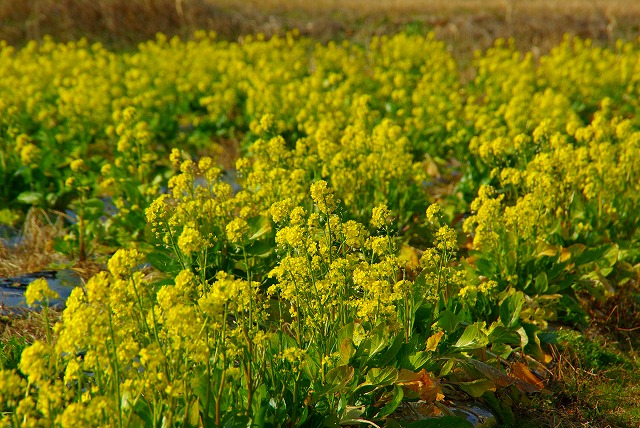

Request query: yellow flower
[
  {"left": 69, "top": 159, "right": 86, "bottom": 172},
  {"left": 177, "top": 225, "right": 204, "bottom": 256},
  {"left": 426, "top": 203, "right": 444, "bottom": 227},
  {"left": 19, "top": 143, "right": 40, "bottom": 166},
  {"left": 226, "top": 217, "right": 249, "bottom": 243},
  {"left": 270, "top": 198, "right": 294, "bottom": 223},
  {"left": 25, "top": 278, "right": 59, "bottom": 306},
  {"left": 371, "top": 204, "right": 392, "bottom": 229},
  {"left": 310, "top": 180, "right": 337, "bottom": 213},
  {"left": 107, "top": 248, "right": 143, "bottom": 279}
]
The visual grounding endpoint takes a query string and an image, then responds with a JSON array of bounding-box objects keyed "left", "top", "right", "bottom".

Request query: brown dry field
[{"left": 1, "top": 0, "right": 639, "bottom": 55}]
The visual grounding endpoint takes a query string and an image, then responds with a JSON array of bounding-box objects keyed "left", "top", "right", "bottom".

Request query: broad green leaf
[
  {"left": 488, "top": 325, "right": 521, "bottom": 345},
  {"left": 505, "top": 250, "right": 517, "bottom": 274},
  {"left": 404, "top": 351, "right": 431, "bottom": 371},
  {"left": 458, "top": 378, "right": 496, "bottom": 398},
  {"left": 337, "top": 322, "right": 355, "bottom": 345},
  {"left": 499, "top": 291, "right": 525, "bottom": 328},
  {"left": 368, "top": 323, "right": 390, "bottom": 357},
  {"left": 573, "top": 243, "right": 618, "bottom": 267},
  {"left": 437, "top": 309, "right": 468, "bottom": 332},
  {"left": 378, "top": 333, "right": 404, "bottom": 367},
  {"left": 248, "top": 215, "right": 271, "bottom": 240},
  {"left": 474, "top": 258, "right": 496, "bottom": 276},
  {"left": 464, "top": 358, "right": 513, "bottom": 387},
  {"left": 516, "top": 326, "right": 529, "bottom": 348},
  {"left": 454, "top": 324, "right": 489, "bottom": 350},
  {"left": 534, "top": 272, "right": 548, "bottom": 294},
  {"left": 404, "top": 416, "right": 474, "bottom": 428},
  {"left": 147, "top": 251, "right": 181, "bottom": 273},
  {"left": 597, "top": 244, "right": 619, "bottom": 269},
  {"left": 385, "top": 419, "right": 403, "bottom": 428},
  {"left": 340, "top": 338, "right": 355, "bottom": 365},
  {"left": 192, "top": 367, "right": 216, "bottom": 419},
  {"left": 439, "top": 359, "right": 455, "bottom": 377},
  {"left": 521, "top": 323, "right": 545, "bottom": 362},
  {"left": 16, "top": 191, "right": 43, "bottom": 205},
  {"left": 324, "top": 365, "right": 354, "bottom": 394},
  {"left": 366, "top": 367, "right": 398, "bottom": 386},
  {"left": 188, "top": 400, "right": 200, "bottom": 427},
  {"left": 376, "top": 385, "right": 404, "bottom": 419},
  {"left": 490, "top": 343, "right": 514, "bottom": 359},
  {"left": 342, "top": 406, "right": 365, "bottom": 421},
  {"left": 482, "top": 392, "right": 514, "bottom": 425},
  {"left": 536, "top": 242, "right": 558, "bottom": 258}
]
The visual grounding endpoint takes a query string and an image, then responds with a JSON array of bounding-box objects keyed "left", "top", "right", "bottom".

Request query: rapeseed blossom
[
  {"left": 3, "top": 29, "right": 640, "bottom": 425},
  {"left": 25, "top": 278, "right": 59, "bottom": 306}
]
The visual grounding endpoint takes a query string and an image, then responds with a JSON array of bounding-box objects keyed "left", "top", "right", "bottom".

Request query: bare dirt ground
[{"left": 2, "top": 0, "right": 639, "bottom": 56}]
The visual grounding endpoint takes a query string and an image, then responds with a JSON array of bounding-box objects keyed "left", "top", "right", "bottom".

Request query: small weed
[{"left": 0, "top": 336, "right": 28, "bottom": 370}]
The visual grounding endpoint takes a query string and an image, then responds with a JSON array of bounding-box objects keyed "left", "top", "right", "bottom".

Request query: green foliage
[{"left": 0, "top": 337, "right": 28, "bottom": 371}]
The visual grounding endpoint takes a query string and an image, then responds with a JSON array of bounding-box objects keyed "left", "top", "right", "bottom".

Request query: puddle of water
[{"left": 0, "top": 269, "right": 84, "bottom": 314}]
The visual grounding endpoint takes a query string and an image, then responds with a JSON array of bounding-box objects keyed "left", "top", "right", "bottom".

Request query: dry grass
[
  {"left": 0, "top": 310, "right": 60, "bottom": 344},
  {"left": 0, "top": 209, "right": 66, "bottom": 278},
  {"left": 1, "top": 0, "right": 639, "bottom": 55}
]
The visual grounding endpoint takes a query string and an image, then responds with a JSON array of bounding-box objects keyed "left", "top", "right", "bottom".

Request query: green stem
[
  {"left": 107, "top": 311, "right": 123, "bottom": 428},
  {"left": 43, "top": 299, "right": 52, "bottom": 345}
]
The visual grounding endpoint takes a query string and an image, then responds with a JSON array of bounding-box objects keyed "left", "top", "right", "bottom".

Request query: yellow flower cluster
[
  {"left": 267, "top": 182, "right": 438, "bottom": 350},
  {"left": 463, "top": 36, "right": 640, "bottom": 285},
  {"left": 24, "top": 278, "right": 59, "bottom": 306}
]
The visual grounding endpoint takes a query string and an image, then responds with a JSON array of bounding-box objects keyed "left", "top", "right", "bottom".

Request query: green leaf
[
  {"left": 458, "top": 378, "right": 496, "bottom": 398},
  {"left": 324, "top": 365, "right": 354, "bottom": 395},
  {"left": 368, "top": 323, "right": 390, "bottom": 358},
  {"left": 521, "top": 323, "right": 544, "bottom": 362},
  {"left": 505, "top": 250, "right": 517, "bottom": 274},
  {"left": 534, "top": 272, "right": 548, "bottom": 294},
  {"left": 340, "top": 338, "right": 356, "bottom": 365},
  {"left": 404, "top": 416, "right": 474, "bottom": 428},
  {"left": 437, "top": 309, "right": 467, "bottom": 332},
  {"left": 16, "top": 191, "right": 43, "bottom": 205},
  {"left": 377, "top": 333, "right": 404, "bottom": 367},
  {"left": 490, "top": 342, "right": 514, "bottom": 359},
  {"left": 482, "top": 391, "right": 514, "bottom": 425},
  {"left": 439, "top": 359, "right": 455, "bottom": 377},
  {"left": 147, "top": 251, "right": 181, "bottom": 273},
  {"left": 376, "top": 385, "right": 404, "bottom": 419},
  {"left": 474, "top": 258, "right": 496, "bottom": 276},
  {"left": 192, "top": 367, "right": 216, "bottom": 419},
  {"left": 515, "top": 326, "right": 529, "bottom": 348},
  {"left": 573, "top": 243, "right": 618, "bottom": 268},
  {"left": 248, "top": 215, "right": 272, "bottom": 240},
  {"left": 488, "top": 325, "right": 521, "bottom": 345},
  {"left": 499, "top": 292, "right": 525, "bottom": 328},
  {"left": 464, "top": 358, "right": 513, "bottom": 388},
  {"left": 188, "top": 400, "right": 200, "bottom": 426},
  {"left": 385, "top": 419, "right": 403, "bottom": 428},
  {"left": 597, "top": 244, "right": 619, "bottom": 269},
  {"left": 454, "top": 324, "right": 488, "bottom": 350},
  {"left": 82, "top": 197, "right": 106, "bottom": 220},
  {"left": 404, "top": 351, "right": 431, "bottom": 371},
  {"left": 366, "top": 367, "right": 399, "bottom": 386}
]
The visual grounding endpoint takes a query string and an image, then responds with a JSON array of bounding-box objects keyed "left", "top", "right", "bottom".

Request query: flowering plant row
[{"left": 1, "top": 32, "right": 638, "bottom": 425}]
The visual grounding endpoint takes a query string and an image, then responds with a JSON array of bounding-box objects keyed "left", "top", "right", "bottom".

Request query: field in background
[{"left": 2, "top": 0, "right": 639, "bottom": 54}]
